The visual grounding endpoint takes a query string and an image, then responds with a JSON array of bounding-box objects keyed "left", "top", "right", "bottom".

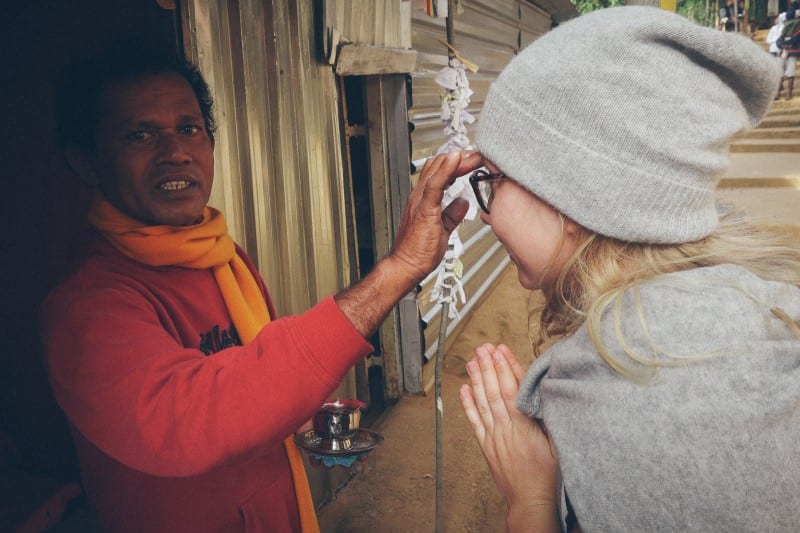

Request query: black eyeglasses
[{"left": 469, "top": 170, "right": 506, "bottom": 214}]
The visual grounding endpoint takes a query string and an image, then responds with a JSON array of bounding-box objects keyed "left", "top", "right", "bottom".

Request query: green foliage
[
  {"left": 570, "top": 0, "right": 627, "bottom": 15},
  {"left": 569, "top": 0, "right": 766, "bottom": 29},
  {"left": 678, "top": 0, "right": 767, "bottom": 30},
  {"left": 677, "top": 0, "right": 716, "bottom": 26}
]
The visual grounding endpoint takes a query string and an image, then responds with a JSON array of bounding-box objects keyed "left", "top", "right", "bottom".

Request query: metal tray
[{"left": 294, "top": 428, "right": 383, "bottom": 457}]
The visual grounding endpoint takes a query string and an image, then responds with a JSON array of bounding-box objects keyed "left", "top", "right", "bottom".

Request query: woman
[{"left": 458, "top": 7, "right": 800, "bottom": 532}]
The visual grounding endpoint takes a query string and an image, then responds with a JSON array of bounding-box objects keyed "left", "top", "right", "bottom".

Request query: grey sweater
[{"left": 518, "top": 264, "right": 800, "bottom": 532}]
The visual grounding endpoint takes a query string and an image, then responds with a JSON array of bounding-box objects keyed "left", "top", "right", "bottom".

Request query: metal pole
[
  {"left": 434, "top": 283, "right": 449, "bottom": 533},
  {"left": 436, "top": 6, "right": 456, "bottom": 533}
]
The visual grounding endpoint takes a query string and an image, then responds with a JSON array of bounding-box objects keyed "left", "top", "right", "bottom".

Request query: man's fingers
[
  {"left": 419, "top": 150, "right": 483, "bottom": 194},
  {"left": 453, "top": 150, "right": 483, "bottom": 177},
  {"left": 418, "top": 152, "right": 462, "bottom": 209},
  {"left": 419, "top": 151, "right": 460, "bottom": 186},
  {"left": 418, "top": 150, "right": 445, "bottom": 177},
  {"left": 442, "top": 197, "right": 469, "bottom": 233}
]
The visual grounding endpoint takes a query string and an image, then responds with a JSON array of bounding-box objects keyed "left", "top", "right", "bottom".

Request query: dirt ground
[{"left": 317, "top": 265, "right": 541, "bottom": 533}]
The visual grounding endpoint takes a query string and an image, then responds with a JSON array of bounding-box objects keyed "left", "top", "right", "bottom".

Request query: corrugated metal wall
[
  {"left": 319, "top": 1, "right": 418, "bottom": 400},
  {"left": 320, "top": 0, "right": 555, "bottom": 392},
  {"left": 181, "top": 0, "right": 355, "bottom": 318},
  {"left": 178, "top": 0, "right": 568, "bottom": 507},
  {"left": 182, "top": 0, "right": 558, "bottom": 397},
  {"left": 179, "top": 0, "right": 561, "bottom": 386},
  {"left": 180, "top": 0, "right": 360, "bottom": 505},
  {"left": 322, "top": 0, "right": 412, "bottom": 54},
  {"left": 409, "top": 1, "right": 551, "bottom": 385},
  {"left": 179, "top": 0, "right": 572, "bottom": 503}
]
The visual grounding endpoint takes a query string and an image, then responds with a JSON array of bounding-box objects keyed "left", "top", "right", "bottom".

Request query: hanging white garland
[{"left": 429, "top": 56, "right": 479, "bottom": 320}]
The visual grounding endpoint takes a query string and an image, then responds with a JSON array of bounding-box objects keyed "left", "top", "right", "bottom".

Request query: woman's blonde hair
[{"left": 533, "top": 213, "right": 800, "bottom": 374}]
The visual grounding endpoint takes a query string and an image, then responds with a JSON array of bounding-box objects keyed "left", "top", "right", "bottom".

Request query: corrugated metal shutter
[
  {"left": 180, "top": 0, "right": 356, "bottom": 381},
  {"left": 178, "top": 0, "right": 568, "bottom": 506},
  {"left": 180, "top": 0, "right": 367, "bottom": 507},
  {"left": 408, "top": 1, "right": 551, "bottom": 385}
]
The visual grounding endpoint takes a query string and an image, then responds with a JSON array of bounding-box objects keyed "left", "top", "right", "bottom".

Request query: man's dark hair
[{"left": 55, "top": 40, "right": 217, "bottom": 152}]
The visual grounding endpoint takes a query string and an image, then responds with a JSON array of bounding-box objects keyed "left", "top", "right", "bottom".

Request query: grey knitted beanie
[{"left": 476, "top": 6, "right": 781, "bottom": 243}]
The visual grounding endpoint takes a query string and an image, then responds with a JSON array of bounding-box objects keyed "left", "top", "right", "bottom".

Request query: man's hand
[
  {"left": 335, "top": 151, "right": 483, "bottom": 338},
  {"left": 388, "top": 151, "right": 479, "bottom": 284}
]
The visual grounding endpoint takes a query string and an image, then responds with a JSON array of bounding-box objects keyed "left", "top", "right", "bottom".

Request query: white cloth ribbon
[{"left": 430, "top": 57, "right": 477, "bottom": 318}]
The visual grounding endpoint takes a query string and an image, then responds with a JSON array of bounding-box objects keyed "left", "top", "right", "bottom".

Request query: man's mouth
[{"left": 159, "top": 180, "right": 192, "bottom": 191}]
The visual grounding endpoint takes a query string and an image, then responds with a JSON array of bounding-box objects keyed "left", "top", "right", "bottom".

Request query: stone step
[
  {"left": 758, "top": 116, "right": 800, "bottom": 128},
  {"left": 722, "top": 152, "right": 800, "bottom": 178},
  {"left": 718, "top": 74, "right": 800, "bottom": 227},
  {"left": 764, "top": 108, "right": 800, "bottom": 118},
  {"left": 767, "top": 101, "right": 800, "bottom": 113},
  {"left": 762, "top": 114, "right": 800, "bottom": 124},
  {"left": 752, "top": 30, "right": 769, "bottom": 48},
  {"left": 717, "top": 186, "right": 800, "bottom": 227},
  {"left": 720, "top": 80, "right": 800, "bottom": 227},
  {"left": 731, "top": 138, "right": 800, "bottom": 152},
  {"left": 739, "top": 127, "right": 800, "bottom": 139}
]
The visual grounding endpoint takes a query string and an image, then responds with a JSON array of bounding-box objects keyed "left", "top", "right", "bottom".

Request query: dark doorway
[
  {"left": 338, "top": 75, "right": 387, "bottom": 423},
  {"left": 1, "top": 2, "right": 179, "bottom": 529}
]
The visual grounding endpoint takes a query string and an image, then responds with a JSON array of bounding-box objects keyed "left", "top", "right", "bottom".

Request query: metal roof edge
[{"left": 524, "top": 0, "right": 580, "bottom": 24}]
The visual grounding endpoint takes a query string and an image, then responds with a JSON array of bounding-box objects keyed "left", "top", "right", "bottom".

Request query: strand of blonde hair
[{"left": 532, "top": 213, "right": 800, "bottom": 377}]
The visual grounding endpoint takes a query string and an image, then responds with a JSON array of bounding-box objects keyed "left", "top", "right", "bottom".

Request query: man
[
  {"left": 779, "top": 9, "right": 800, "bottom": 99},
  {"left": 719, "top": 0, "right": 736, "bottom": 31},
  {"left": 767, "top": 12, "right": 786, "bottom": 57},
  {"left": 42, "top": 46, "right": 479, "bottom": 532}
]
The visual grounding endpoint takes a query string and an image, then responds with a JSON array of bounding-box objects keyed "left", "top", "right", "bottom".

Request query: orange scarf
[{"left": 89, "top": 195, "right": 320, "bottom": 533}]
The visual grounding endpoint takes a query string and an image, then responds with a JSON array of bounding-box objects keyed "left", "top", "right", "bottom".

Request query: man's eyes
[
  {"left": 180, "top": 125, "right": 202, "bottom": 135},
  {"left": 125, "top": 130, "right": 153, "bottom": 142},
  {"left": 122, "top": 125, "right": 204, "bottom": 142}
]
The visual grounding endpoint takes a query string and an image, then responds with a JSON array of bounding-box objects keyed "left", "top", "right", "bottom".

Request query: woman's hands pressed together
[{"left": 459, "top": 344, "right": 561, "bottom": 533}]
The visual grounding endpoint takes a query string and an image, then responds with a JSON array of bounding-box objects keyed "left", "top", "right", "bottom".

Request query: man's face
[{"left": 89, "top": 72, "right": 214, "bottom": 226}]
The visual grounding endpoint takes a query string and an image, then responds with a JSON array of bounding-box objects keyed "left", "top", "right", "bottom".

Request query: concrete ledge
[
  {"left": 722, "top": 153, "right": 800, "bottom": 179},
  {"left": 717, "top": 187, "right": 800, "bottom": 227},
  {"left": 730, "top": 139, "right": 800, "bottom": 152},
  {"left": 737, "top": 128, "right": 800, "bottom": 139},
  {"left": 335, "top": 44, "right": 418, "bottom": 75},
  {"left": 719, "top": 177, "right": 800, "bottom": 188},
  {"left": 758, "top": 117, "right": 800, "bottom": 128}
]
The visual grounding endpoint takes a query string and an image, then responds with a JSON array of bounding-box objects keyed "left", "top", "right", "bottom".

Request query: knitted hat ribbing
[{"left": 476, "top": 6, "right": 780, "bottom": 243}]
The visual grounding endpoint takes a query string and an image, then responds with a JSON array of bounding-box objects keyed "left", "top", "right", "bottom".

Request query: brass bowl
[{"left": 312, "top": 398, "right": 366, "bottom": 440}]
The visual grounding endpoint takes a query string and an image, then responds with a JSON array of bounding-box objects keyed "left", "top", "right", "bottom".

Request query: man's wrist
[
  {"left": 334, "top": 255, "right": 420, "bottom": 338},
  {"left": 379, "top": 254, "right": 425, "bottom": 295}
]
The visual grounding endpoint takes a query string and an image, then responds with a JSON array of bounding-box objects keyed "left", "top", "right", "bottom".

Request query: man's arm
[{"left": 335, "top": 151, "right": 483, "bottom": 337}]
